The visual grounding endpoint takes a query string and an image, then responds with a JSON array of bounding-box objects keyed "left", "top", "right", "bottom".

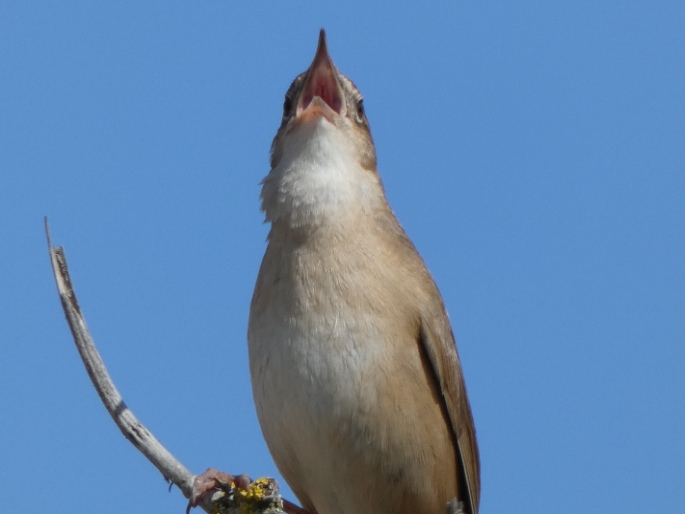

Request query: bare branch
[
  {"left": 45, "top": 218, "right": 196, "bottom": 496},
  {"left": 44, "top": 218, "right": 285, "bottom": 514}
]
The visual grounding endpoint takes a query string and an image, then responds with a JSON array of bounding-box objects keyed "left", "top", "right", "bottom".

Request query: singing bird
[{"left": 248, "top": 30, "right": 480, "bottom": 514}]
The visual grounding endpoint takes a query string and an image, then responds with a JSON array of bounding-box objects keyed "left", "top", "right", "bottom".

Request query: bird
[{"left": 247, "top": 29, "right": 480, "bottom": 514}]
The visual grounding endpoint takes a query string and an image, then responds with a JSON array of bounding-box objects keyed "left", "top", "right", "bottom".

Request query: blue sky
[{"left": 2, "top": 2, "right": 684, "bottom": 513}]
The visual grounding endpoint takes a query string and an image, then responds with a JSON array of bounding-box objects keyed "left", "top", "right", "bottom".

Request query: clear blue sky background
[{"left": 1, "top": 2, "right": 683, "bottom": 513}]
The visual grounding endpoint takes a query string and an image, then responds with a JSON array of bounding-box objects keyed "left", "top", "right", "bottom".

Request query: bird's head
[{"left": 270, "top": 29, "right": 377, "bottom": 173}]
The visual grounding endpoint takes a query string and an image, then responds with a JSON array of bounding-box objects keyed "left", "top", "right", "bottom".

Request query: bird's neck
[{"left": 261, "top": 119, "right": 386, "bottom": 233}]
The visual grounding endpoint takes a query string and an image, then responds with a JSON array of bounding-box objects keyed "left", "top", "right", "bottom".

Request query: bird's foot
[
  {"left": 186, "top": 467, "right": 312, "bottom": 514},
  {"left": 186, "top": 468, "right": 252, "bottom": 513}
]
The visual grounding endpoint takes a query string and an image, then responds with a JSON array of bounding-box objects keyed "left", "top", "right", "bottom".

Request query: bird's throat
[{"left": 261, "top": 120, "right": 381, "bottom": 231}]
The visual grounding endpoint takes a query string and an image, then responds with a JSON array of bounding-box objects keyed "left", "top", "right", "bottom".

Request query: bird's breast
[
  {"left": 248, "top": 233, "right": 458, "bottom": 514},
  {"left": 249, "top": 237, "right": 400, "bottom": 432}
]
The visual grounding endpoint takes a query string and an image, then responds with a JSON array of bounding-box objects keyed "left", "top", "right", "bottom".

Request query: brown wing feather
[{"left": 420, "top": 314, "right": 480, "bottom": 514}]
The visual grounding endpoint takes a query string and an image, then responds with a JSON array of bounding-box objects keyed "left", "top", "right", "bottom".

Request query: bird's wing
[{"left": 420, "top": 311, "right": 480, "bottom": 514}]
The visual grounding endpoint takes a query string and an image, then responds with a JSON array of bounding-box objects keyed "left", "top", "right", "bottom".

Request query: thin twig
[
  {"left": 45, "top": 218, "right": 198, "bottom": 505},
  {"left": 45, "top": 218, "right": 288, "bottom": 514}
]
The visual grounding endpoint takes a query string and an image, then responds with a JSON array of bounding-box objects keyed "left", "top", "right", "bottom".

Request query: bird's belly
[{"left": 249, "top": 305, "right": 457, "bottom": 514}]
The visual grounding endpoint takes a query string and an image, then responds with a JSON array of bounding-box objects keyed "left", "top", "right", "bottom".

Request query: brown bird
[{"left": 248, "top": 30, "right": 480, "bottom": 514}]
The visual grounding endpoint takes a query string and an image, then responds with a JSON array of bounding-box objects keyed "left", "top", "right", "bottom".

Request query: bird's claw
[{"left": 186, "top": 468, "right": 252, "bottom": 514}]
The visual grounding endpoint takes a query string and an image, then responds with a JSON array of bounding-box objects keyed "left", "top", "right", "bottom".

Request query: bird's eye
[
  {"left": 283, "top": 95, "right": 293, "bottom": 119},
  {"left": 355, "top": 99, "right": 365, "bottom": 124}
]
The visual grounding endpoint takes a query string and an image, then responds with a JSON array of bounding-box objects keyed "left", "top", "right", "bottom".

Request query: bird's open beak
[{"left": 296, "top": 29, "right": 344, "bottom": 123}]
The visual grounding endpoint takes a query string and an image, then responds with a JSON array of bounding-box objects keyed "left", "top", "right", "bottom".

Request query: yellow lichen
[{"left": 211, "top": 477, "right": 283, "bottom": 514}]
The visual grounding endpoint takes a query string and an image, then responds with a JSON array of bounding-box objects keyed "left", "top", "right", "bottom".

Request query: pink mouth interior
[{"left": 300, "top": 67, "right": 342, "bottom": 114}]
